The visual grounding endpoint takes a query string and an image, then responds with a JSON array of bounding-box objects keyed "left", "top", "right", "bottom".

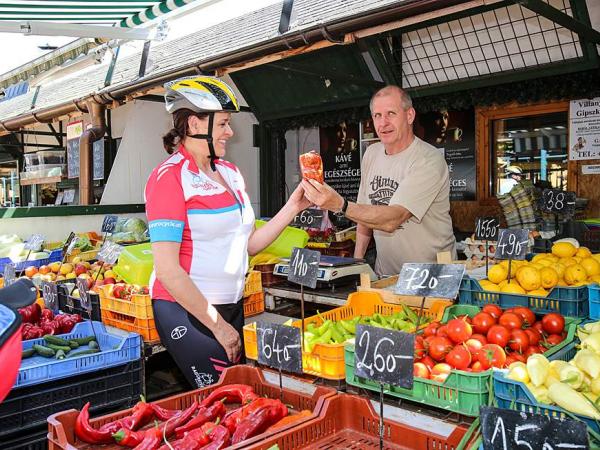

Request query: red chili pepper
[
  {"left": 162, "top": 426, "right": 212, "bottom": 450},
  {"left": 151, "top": 404, "right": 180, "bottom": 421},
  {"left": 74, "top": 402, "right": 114, "bottom": 444},
  {"left": 112, "top": 428, "right": 145, "bottom": 447},
  {"left": 163, "top": 401, "right": 198, "bottom": 437},
  {"left": 230, "top": 403, "right": 288, "bottom": 445},
  {"left": 175, "top": 399, "right": 226, "bottom": 438},
  {"left": 132, "top": 425, "right": 162, "bottom": 450},
  {"left": 198, "top": 424, "right": 230, "bottom": 450},
  {"left": 222, "top": 398, "right": 281, "bottom": 434},
  {"left": 132, "top": 402, "right": 197, "bottom": 450},
  {"left": 200, "top": 384, "right": 258, "bottom": 408},
  {"left": 99, "top": 396, "right": 155, "bottom": 435}
]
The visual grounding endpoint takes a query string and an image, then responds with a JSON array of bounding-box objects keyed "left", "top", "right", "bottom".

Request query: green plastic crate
[
  {"left": 255, "top": 219, "right": 308, "bottom": 258},
  {"left": 112, "top": 242, "right": 153, "bottom": 286}
]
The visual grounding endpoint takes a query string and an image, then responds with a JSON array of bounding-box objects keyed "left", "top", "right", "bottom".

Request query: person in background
[
  {"left": 145, "top": 76, "right": 310, "bottom": 387},
  {"left": 302, "top": 85, "right": 456, "bottom": 277},
  {"left": 499, "top": 165, "right": 523, "bottom": 195}
]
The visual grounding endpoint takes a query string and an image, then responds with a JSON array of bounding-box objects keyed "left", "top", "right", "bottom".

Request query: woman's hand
[
  {"left": 287, "top": 183, "right": 312, "bottom": 214},
  {"left": 301, "top": 179, "right": 344, "bottom": 212},
  {"left": 213, "top": 319, "right": 242, "bottom": 363}
]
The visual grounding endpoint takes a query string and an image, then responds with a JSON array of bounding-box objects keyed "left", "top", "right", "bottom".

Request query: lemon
[
  {"left": 540, "top": 267, "right": 559, "bottom": 290},
  {"left": 581, "top": 257, "right": 600, "bottom": 277},
  {"left": 481, "top": 281, "right": 501, "bottom": 292},
  {"left": 564, "top": 264, "right": 588, "bottom": 285},
  {"left": 498, "top": 260, "right": 510, "bottom": 270},
  {"left": 498, "top": 280, "right": 509, "bottom": 289},
  {"left": 532, "top": 253, "right": 549, "bottom": 263},
  {"left": 488, "top": 264, "right": 508, "bottom": 284},
  {"left": 537, "top": 258, "right": 553, "bottom": 267},
  {"left": 501, "top": 282, "right": 526, "bottom": 294},
  {"left": 529, "top": 262, "right": 544, "bottom": 271},
  {"left": 528, "top": 288, "right": 548, "bottom": 297},
  {"left": 557, "top": 278, "right": 568, "bottom": 287},
  {"left": 576, "top": 247, "right": 592, "bottom": 259},
  {"left": 545, "top": 255, "right": 559, "bottom": 263},
  {"left": 593, "top": 254, "right": 600, "bottom": 263},
  {"left": 589, "top": 274, "right": 600, "bottom": 284},
  {"left": 517, "top": 266, "right": 542, "bottom": 291},
  {"left": 552, "top": 263, "right": 566, "bottom": 279},
  {"left": 559, "top": 257, "right": 578, "bottom": 267},
  {"left": 552, "top": 242, "right": 577, "bottom": 258}
]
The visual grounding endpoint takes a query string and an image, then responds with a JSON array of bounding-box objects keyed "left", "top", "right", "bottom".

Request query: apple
[
  {"left": 430, "top": 363, "right": 452, "bottom": 383},
  {"left": 103, "top": 277, "right": 116, "bottom": 285},
  {"left": 413, "top": 362, "right": 430, "bottom": 379},
  {"left": 74, "top": 263, "right": 88, "bottom": 276}
]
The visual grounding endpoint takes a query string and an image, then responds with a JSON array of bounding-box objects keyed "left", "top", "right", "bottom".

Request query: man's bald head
[{"left": 369, "top": 86, "right": 413, "bottom": 112}]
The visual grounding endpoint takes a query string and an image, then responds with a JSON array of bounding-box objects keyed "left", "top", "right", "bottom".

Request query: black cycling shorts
[{"left": 152, "top": 299, "right": 245, "bottom": 388}]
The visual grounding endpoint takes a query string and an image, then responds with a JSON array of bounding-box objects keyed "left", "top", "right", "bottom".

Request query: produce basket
[
  {"left": 0, "top": 426, "right": 47, "bottom": 450},
  {"left": 0, "top": 248, "right": 62, "bottom": 273},
  {"left": 493, "top": 370, "right": 599, "bottom": 434},
  {"left": 244, "top": 292, "right": 265, "bottom": 318},
  {"left": 254, "top": 394, "right": 475, "bottom": 450},
  {"left": 244, "top": 291, "right": 451, "bottom": 380},
  {"left": 1, "top": 359, "right": 142, "bottom": 439},
  {"left": 358, "top": 273, "right": 450, "bottom": 307},
  {"left": 17, "top": 321, "right": 141, "bottom": 388},
  {"left": 66, "top": 248, "right": 99, "bottom": 263},
  {"left": 243, "top": 270, "right": 262, "bottom": 297},
  {"left": 57, "top": 284, "right": 101, "bottom": 321},
  {"left": 345, "top": 304, "right": 578, "bottom": 416},
  {"left": 112, "top": 242, "right": 153, "bottom": 286},
  {"left": 97, "top": 285, "right": 153, "bottom": 319},
  {"left": 588, "top": 283, "right": 600, "bottom": 320},
  {"left": 458, "top": 277, "right": 588, "bottom": 318},
  {"left": 100, "top": 309, "right": 159, "bottom": 343},
  {"left": 47, "top": 364, "right": 336, "bottom": 450}
]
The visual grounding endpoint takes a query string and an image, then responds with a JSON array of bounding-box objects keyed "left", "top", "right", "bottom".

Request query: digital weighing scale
[{"left": 273, "top": 255, "right": 377, "bottom": 287}]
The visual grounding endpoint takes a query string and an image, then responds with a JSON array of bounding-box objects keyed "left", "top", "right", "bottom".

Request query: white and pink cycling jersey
[{"left": 144, "top": 145, "right": 255, "bottom": 304}]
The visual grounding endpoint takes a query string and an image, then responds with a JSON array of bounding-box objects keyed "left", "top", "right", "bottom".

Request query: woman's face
[{"left": 189, "top": 112, "right": 234, "bottom": 157}]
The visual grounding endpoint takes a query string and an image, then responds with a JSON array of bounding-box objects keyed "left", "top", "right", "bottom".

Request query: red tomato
[
  {"left": 499, "top": 313, "right": 523, "bottom": 330},
  {"left": 413, "top": 362, "right": 430, "bottom": 379},
  {"left": 445, "top": 345, "right": 472, "bottom": 370},
  {"left": 472, "top": 312, "right": 497, "bottom": 335},
  {"left": 477, "top": 344, "right": 506, "bottom": 369},
  {"left": 457, "top": 315, "right": 472, "bottom": 325},
  {"left": 414, "top": 337, "right": 426, "bottom": 359},
  {"left": 524, "top": 328, "right": 541, "bottom": 346},
  {"left": 508, "top": 329, "right": 530, "bottom": 353},
  {"left": 482, "top": 304, "right": 502, "bottom": 319},
  {"left": 427, "top": 336, "right": 453, "bottom": 362},
  {"left": 524, "top": 345, "right": 543, "bottom": 358},
  {"left": 508, "top": 351, "right": 526, "bottom": 363},
  {"left": 486, "top": 325, "right": 510, "bottom": 348},
  {"left": 504, "top": 355, "right": 517, "bottom": 367},
  {"left": 420, "top": 355, "right": 436, "bottom": 370},
  {"left": 470, "top": 334, "right": 488, "bottom": 346},
  {"left": 512, "top": 307, "right": 536, "bottom": 326},
  {"left": 542, "top": 313, "right": 565, "bottom": 335},
  {"left": 424, "top": 322, "right": 440, "bottom": 337},
  {"left": 436, "top": 325, "right": 449, "bottom": 338},
  {"left": 532, "top": 321, "right": 544, "bottom": 334},
  {"left": 446, "top": 318, "right": 473, "bottom": 344},
  {"left": 545, "top": 334, "right": 564, "bottom": 346}
]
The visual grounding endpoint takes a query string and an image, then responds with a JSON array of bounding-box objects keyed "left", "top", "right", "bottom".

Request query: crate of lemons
[{"left": 481, "top": 239, "right": 600, "bottom": 296}]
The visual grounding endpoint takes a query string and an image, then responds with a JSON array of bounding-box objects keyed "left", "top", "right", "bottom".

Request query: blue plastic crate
[
  {"left": 589, "top": 283, "right": 600, "bottom": 320},
  {"left": 458, "top": 277, "right": 588, "bottom": 318},
  {"left": 0, "top": 249, "right": 62, "bottom": 273},
  {"left": 493, "top": 371, "right": 599, "bottom": 434},
  {"left": 16, "top": 321, "right": 141, "bottom": 388}
]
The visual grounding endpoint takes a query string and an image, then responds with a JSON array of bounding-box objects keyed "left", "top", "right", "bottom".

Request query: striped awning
[{"left": 0, "top": 0, "right": 196, "bottom": 28}]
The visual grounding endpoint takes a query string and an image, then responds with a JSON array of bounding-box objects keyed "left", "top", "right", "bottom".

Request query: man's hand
[{"left": 301, "top": 179, "right": 344, "bottom": 212}]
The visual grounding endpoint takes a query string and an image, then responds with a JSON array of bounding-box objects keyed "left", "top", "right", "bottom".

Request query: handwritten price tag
[
  {"left": 3, "top": 263, "right": 16, "bottom": 287},
  {"left": 394, "top": 263, "right": 465, "bottom": 299},
  {"left": 102, "top": 215, "right": 118, "bottom": 233},
  {"left": 257, "top": 322, "right": 302, "bottom": 374},
  {"left": 41, "top": 280, "right": 58, "bottom": 310},
  {"left": 292, "top": 208, "right": 324, "bottom": 229},
  {"left": 475, "top": 217, "right": 500, "bottom": 241},
  {"left": 76, "top": 277, "right": 92, "bottom": 311},
  {"left": 97, "top": 241, "right": 123, "bottom": 265},
  {"left": 540, "top": 188, "right": 576, "bottom": 215},
  {"left": 287, "top": 247, "right": 320, "bottom": 289},
  {"left": 354, "top": 324, "right": 415, "bottom": 388},
  {"left": 24, "top": 234, "right": 44, "bottom": 251},
  {"left": 494, "top": 229, "right": 529, "bottom": 260}
]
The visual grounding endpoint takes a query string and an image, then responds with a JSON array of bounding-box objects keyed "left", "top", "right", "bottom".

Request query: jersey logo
[{"left": 171, "top": 325, "right": 188, "bottom": 340}]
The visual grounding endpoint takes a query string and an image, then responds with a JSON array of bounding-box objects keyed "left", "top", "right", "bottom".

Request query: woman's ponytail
[{"left": 162, "top": 128, "right": 180, "bottom": 154}]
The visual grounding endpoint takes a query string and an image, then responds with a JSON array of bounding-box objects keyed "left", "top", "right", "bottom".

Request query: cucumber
[
  {"left": 46, "top": 343, "right": 72, "bottom": 353},
  {"left": 55, "top": 349, "right": 66, "bottom": 360},
  {"left": 88, "top": 340, "right": 99, "bottom": 350},
  {"left": 71, "top": 336, "right": 96, "bottom": 345},
  {"left": 22, "top": 348, "right": 35, "bottom": 359},
  {"left": 66, "top": 349, "right": 100, "bottom": 358},
  {"left": 33, "top": 344, "right": 56, "bottom": 357},
  {"left": 44, "top": 335, "right": 70, "bottom": 346},
  {"left": 68, "top": 340, "right": 80, "bottom": 349}
]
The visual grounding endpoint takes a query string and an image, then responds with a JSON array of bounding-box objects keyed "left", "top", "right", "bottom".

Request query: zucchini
[
  {"left": 44, "top": 335, "right": 70, "bottom": 346},
  {"left": 71, "top": 336, "right": 96, "bottom": 345},
  {"left": 88, "top": 340, "right": 99, "bottom": 350},
  {"left": 46, "top": 343, "right": 72, "bottom": 353},
  {"left": 55, "top": 349, "right": 66, "bottom": 360},
  {"left": 68, "top": 340, "right": 80, "bottom": 349},
  {"left": 22, "top": 348, "right": 35, "bottom": 359},
  {"left": 33, "top": 344, "right": 56, "bottom": 357},
  {"left": 66, "top": 349, "right": 100, "bottom": 358}
]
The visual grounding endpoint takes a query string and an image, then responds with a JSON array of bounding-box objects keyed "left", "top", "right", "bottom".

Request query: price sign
[
  {"left": 102, "top": 215, "right": 118, "bottom": 233},
  {"left": 62, "top": 232, "right": 79, "bottom": 256},
  {"left": 480, "top": 406, "right": 588, "bottom": 450},
  {"left": 24, "top": 234, "right": 44, "bottom": 251},
  {"left": 63, "top": 189, "right": 75, "bottom": 204},
  {"left": 54, "top": 192, "right": 64, "bottom": 205},
  {"left": 394, "top": 263, "right": 465, "bottom": 299},
  {"left": 41, "top": 280, "right": 58, "bottom": 310},
  {"left": 3, "top": 263, "right": 16, "bottom": 287},
  {"left": 354, "top": 324, "right": 415, "bottom": 388},
  {"left": 494, "top": 229, "right": 529, "bottom": 260},
  {"left": 287, "top": 247, "right": 320, "bottom": 289},
  {"left": 475, "top": 217, "right": 500, "bottom": 241},
  {"left": 540, "top": 188, "right": 576, "bottom": 215},
  {"left": 76, "top": 277, "right": 92, "bottom": 311},
  {"left": 257, "top": 322, "right": 302, "bottom": 374},
  {"left": 97, "top": 241, "right": 123, "bottom": 264},
  {"left": 292, "top": 208, "right": 324, "bottom": 229}
]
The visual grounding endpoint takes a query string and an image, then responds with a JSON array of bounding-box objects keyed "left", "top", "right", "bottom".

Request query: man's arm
[{"left": 354, "top": 223, "right": 372, "bottom": 258}]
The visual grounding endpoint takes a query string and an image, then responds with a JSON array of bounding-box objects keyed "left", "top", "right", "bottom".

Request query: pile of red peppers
[{"left": 75, "top": 384, "right": 290, "bottom": 449}]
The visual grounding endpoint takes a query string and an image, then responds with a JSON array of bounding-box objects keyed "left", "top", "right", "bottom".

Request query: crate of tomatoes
[{"left": 345, "top": 304, "right": 577, "bottom": 416}]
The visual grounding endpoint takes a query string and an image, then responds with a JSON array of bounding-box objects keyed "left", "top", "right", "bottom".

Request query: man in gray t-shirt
[{"left": 302, "top": 86, "right": 456, "bottom": 276}]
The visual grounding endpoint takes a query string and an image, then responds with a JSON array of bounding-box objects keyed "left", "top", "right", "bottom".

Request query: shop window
[{"left": 492, "top": 111, "right": 568, "bottom": 196}]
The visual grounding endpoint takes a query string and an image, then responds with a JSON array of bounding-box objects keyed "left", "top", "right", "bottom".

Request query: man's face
[{"left": 371, "top": 92, "right": 415, "bottom": 147}]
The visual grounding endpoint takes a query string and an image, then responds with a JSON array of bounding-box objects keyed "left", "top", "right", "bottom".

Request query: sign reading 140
[{"left": 287, "top": 247, "right": 320, "bottom": 289}]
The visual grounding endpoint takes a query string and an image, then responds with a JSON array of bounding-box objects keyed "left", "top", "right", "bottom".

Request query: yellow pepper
[
  {"left": 526, "top": 383, "right": 550, "bottom": 404},
  {"left": 527, "top": 354, "right": 550, "bottom": 387},
  {"left": 592, "top": 378, "right": 600, "bottom": 396},
  {"left": 558, "top": 364, "right": 585, "bottom": 390},
  {"left": 548, "top": 383, "right": 600, "bottom": 420},
  {"left": 574, "top": 348, "right": 600, "bottom": 379},
  {"left": 582, "top": 333, "right": 600, "bottom": 354},
  {"left": 507, "top": 362, "right": 530, "bottom": 384}
]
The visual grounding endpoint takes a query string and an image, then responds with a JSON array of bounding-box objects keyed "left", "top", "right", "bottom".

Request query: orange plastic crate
[
  {"left": 100, "top": 308, "right": 159, "bottom": 343},
  {"left": 243, "top": 270, "right": 262, "bottom": 297},
  {"left": 244, "top": 291, "right": 451, "bottom": 380},
  {"left": 47, "top": 365, "right": 336, "bottom": 450},
  {"left": 98, "top": 285, "right": 153, "bottom": 319},
  {"left": 244, "top": 292, "right": 265, "bottom": 317}
]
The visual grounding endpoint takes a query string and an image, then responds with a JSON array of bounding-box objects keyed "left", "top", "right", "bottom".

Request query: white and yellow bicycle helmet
[{"left": 164, "top": 76, "right": 240, "bottom": 170}]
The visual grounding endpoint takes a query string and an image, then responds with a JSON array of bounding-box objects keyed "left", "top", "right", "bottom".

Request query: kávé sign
[
  {"left": 475, "top": 217, "right": 500, "bottom": 241},
  {"left": 257, "top": 322, "right": 302, "bottom": 374},
  {"left": 354, "top": 324, "right": 415, "bottom": 388},
  {"left": 287, "top": 247, "right": 320, "bottom": 289},
  {"left": 494, "top": 229, "right": 529, "bottom": 260},
  {"left": 394, "top": 263, "right": 465, "bottom": 299}
]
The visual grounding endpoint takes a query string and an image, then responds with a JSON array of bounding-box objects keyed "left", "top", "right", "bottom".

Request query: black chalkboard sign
[
  {"left": 292, "top": 208, "right": 324, "bottom": 229},
  {"left": 93, "top": 139, "right": 104, "bottom": 181},
  {"left": 62, "top": 232, "right": 79, "bottom": 257},
  {"left": 394, "top": 263, "right": 465, "bottom": 299},
  {"left": 494, "top": 229, "right": 529, "bottom": 260},
  {"left": 24, "top": 234, "right": 44, "bottom": 251},
  {"left": 354, "top": 324, "right": 415, "bottom": 388},
  {"left": 66, "top": 138, "right": 80, "bottom": 179},
  {"left": 3, "top": 263, "right": 15, "bottom": 287},
  {"left": 97, "top": 241, "right": 123, "bottom": 265},
  {"left": 41, "top": 280, "right": 58, "bottom": 310},
  {"left": 54, "top": 192, "right": 64, "bottom": 205},
  {"left": 257, "top": 322, "right": 302, "bottom": 374},
  {"left": 480, "top": 406, "right": 589, "bottom": 450},
  {"left": 540, "top": 188, "right": 576, "bottom": 215},
  {"left": 76, "top": 277, "right": 92, "bottom": 311},
  {"left": 63, "top": 189, "right": 76, "bottom": 204},
  {"left": 475, "top": 217, "right": 500, "bottom": 241},
  {"left": 102, "top": 215, "right": 118, "bottom": 233},
  {"left": 287, "top": 247, "right": 320, "bottom": 289}
]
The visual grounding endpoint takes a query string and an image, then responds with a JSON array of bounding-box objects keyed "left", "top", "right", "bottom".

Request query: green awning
[{"left": 0, "top": 0, "right": 195, "bottom": 27}]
